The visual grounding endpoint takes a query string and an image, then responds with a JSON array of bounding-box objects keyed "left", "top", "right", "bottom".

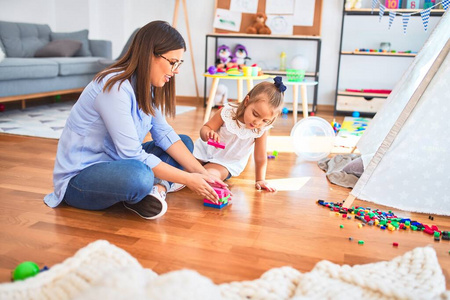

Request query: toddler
[{"left": 194, "top": 77, "right": 285, "bottom": 191}]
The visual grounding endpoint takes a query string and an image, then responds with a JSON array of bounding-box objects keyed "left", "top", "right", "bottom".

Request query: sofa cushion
[
  {"left": 0, "top": 58, "right": 58, "bottom": 80},
  {"left": 51, "top": 30, "right": 92, "bottom": 57},
  {"left": 0, "top": 21, "right": 51, "bottom": 58},
  {"left": 48, "top": 57, "right": 105, "bottom": 76},
  {"left": 35, "top": 40, "right": 82, "bottom": 57}
]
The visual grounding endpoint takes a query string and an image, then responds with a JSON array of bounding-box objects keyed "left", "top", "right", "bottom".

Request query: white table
[{"left": 284, "top": 81, "right": 318, "bottom": 123}]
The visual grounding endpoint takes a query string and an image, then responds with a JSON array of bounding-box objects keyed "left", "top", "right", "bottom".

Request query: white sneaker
[
  {"left": 168, "top": 182, "right": 186, "bottom": 193},
  {"left": 123, "top": 186, "right": 167, "bottom": 219}
]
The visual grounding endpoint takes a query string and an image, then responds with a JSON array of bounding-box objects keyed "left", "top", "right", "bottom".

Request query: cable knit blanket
[{"left": 0, "top": 240, "right": 448, "bottom": 300}]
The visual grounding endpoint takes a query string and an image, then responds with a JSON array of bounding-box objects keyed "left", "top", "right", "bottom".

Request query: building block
[
  {"left": 203, "top": 186, "right": 232, "bottom": 209},
  {"left": 207, "top": 138, "right": 225, "bottom": 149}
]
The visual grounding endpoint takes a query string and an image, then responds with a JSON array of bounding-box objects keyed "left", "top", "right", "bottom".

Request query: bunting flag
[
  {"left": 402, "top": 14, "right": 411, "bottom": 34},
  {"left": 420, "top": 8, "right": 431, "bottom": 31},
  {"left": 388, "top": 11, "right": 396, "bottom": 29},
  {"left": 379, "top": 4, "right": 386, "bottom": 22},
  {"left": 372, "top": 0, "right": 378, "bottom": 13},
  {"left": 443, "top": 0, "right": 450, "bottom": 10}
]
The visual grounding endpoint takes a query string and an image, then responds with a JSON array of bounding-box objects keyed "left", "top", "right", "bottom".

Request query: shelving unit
[
  {"left": 204, "top": 33, "right": 322, "bottom": 113},
  {"left": 334, "top": 5, "right": 445, "bottom": 116}
]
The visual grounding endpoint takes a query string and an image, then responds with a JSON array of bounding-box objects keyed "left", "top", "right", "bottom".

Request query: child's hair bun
[{"left": 273, "top": 76, "right": 286, "bottom": 93}]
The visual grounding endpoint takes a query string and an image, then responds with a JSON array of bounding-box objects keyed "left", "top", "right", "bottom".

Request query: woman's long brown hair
[{"left": 94, "top": 21, "right": 186, "bottom": 117}]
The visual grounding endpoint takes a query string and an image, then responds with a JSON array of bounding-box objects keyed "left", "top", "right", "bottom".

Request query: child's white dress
[{"left": 194, "top": 103, "right": 271, "bottom": 176}]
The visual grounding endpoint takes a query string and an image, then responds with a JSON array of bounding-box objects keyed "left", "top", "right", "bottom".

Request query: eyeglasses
[{"left": 159, "top": 55, "right": 184, "bottom": 72}]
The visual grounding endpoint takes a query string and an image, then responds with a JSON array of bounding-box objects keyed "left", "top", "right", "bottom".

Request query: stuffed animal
[
  {"left": 246, "top": 12, "right": 271, "bottom": 35},
  {"left": 215, "top": 45, "right": 234, "bottom": 69},
  {"left": 232, "top": 44, "right": 251, "bottom": 67}
]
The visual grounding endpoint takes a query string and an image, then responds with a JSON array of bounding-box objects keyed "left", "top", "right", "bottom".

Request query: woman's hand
[
  {"left": 186, "top": 173, "right": 226, "bottom": 203},
  {"left": 255, "top": 180, "right": 276, "bottom": 192}
]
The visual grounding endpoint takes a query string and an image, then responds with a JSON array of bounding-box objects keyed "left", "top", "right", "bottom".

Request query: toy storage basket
[{"left": 286, "top": 69, "right": 305, "bottom": 82}]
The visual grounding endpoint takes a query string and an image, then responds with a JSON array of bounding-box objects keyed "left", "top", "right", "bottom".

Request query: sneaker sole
[
  {"left": 168, "top": 183, "right": 186, "bottom": 193},
  {"left": 123, "top": 196, "right": 168, "bottom": 220}
]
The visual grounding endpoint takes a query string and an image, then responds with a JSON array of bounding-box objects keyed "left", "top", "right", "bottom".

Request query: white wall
[{"left": 0, "top": 0, "right": 438, "bottom": 106}]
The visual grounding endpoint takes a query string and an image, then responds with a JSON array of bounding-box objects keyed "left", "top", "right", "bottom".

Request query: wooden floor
[{"left": 0, "top": 100, "right": 449, "bottom": 287}]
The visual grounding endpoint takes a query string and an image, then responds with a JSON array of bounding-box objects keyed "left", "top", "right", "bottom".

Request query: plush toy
[
  {"left": 345, "top": 0, "right": 362, "bottom": 9},
  {"left": 215, "top": 45, "right": 233, "bottom": 69},
  {"left": 246, "top": 12, "right": 271, "bottom": 35},
  {"left": 232, "top": 44, "right": 251, "bottom": 67}
]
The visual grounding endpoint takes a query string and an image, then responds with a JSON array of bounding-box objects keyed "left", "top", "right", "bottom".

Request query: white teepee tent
[{"left": 343, "top": 11, "right": 450, "bottom": 215}]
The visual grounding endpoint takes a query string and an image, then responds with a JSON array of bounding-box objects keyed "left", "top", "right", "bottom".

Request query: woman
[{"left": 44, "top": 21, "right": 225, "bottom": 220}]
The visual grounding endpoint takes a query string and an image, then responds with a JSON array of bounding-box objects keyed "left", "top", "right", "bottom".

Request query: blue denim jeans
[{"left": 63, "top": 134, "right": 193, "bottom": 210}]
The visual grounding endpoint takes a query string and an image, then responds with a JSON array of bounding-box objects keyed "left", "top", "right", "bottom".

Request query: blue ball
[
  {"left": 352, "top": 111, "right": 360, "bottom": 118},
  {"left": 282, "top": 107, "right": 289, "bottom": 114}
]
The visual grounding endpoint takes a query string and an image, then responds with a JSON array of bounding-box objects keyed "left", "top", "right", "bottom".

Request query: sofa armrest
[{"left": 89, "top": 39, "right": 112, "bottom": 59}]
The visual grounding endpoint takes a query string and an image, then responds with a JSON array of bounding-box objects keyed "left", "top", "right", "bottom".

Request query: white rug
[
  {"left": 0, "top": 101, "right": 195, "bottom": 139},
  {"left": 0, "top": 240, "right": 447, "bottom": 300}
]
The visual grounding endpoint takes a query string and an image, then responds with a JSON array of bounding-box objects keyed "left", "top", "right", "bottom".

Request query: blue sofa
[{"left": 0, "top": 21, "right": 112, "bottom": 106}]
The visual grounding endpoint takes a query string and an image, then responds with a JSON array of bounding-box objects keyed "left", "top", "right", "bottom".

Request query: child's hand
[
  {"left": 255, "top": 180, "right": 276, "bottom": 192},
  {"left": 207, "top": 130, "right": 220, "bottom": 142}
]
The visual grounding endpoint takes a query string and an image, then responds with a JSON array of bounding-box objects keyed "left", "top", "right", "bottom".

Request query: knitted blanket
[{"left": 0, "top": 240, "right": 448, "bottom": 300}]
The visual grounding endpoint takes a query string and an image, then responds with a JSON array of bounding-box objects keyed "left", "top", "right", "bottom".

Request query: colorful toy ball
[
  {"left": 352, "top": 111, "right": 360, "bottom": 118},
  {"left": 207, "top": 65, "right": 217, "bottom": 75},
  {"left": 12, "top": 261, "right": 40, "bottom": 281},
  {"left": 331, "top": 121, "right": 341, "bottom": 133},
  {"left": 282, "top": 107, "right": 289, "bottom": 114}
]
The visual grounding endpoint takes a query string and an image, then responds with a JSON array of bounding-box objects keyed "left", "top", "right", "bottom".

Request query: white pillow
[{"left": 0, "top": 47, "right": 5, "bottom": 63}]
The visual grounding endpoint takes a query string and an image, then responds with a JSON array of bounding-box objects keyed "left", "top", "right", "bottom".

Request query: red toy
[{"left": 207, "top": 138, "right": 225, "bottom": 149}]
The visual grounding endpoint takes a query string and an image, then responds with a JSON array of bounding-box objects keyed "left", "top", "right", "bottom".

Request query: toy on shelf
[
  {"left": 286, "top": 69, "right": 305, "bottom": 82},
  {"left": 203, "top": 185, "right": 232, "bottom": 209},
  {"left": 232, "top": 44, "right": 251, "bottom": 67},
  {"left": 12, "top": 261, "right": 48, "bottom": 281},
  {"left": 214, "top": 84, "right": 228, "bottom": 106},
  {"left": 345, "top": 0, "right": 362, "bottom": 9},
  {"left": 354, "top": 48, "right": 417, "bottom": 55},
  {"left": 215, "top": 45, "right": 234, "bottom": 69},
  {"left": 207, "top": 138, "right": 225, "bottom": 149},
  {"left": 246, "top": 12, "right": 271, "bottom": 35},
  {"left": 345, "top": 88, "right": 392, "bottom": 94}
]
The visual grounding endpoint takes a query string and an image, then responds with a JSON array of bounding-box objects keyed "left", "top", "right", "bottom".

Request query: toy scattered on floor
[
  {"left": 331, "top": 121, "right": 341, "bottom": 133},
  {"left": 203, "top": 185, "right": 232, "bottom": 209},
  {"left": 282, "top": 107, "right": 289, "bottom": 114},
  {"left": 12, "top": 261, "right": 48, "bottom": 281},
  {"left": 207, "top": 138, "right": 225, "bottom": 149},
  {"left": 393, "top": 242, "right": 399, "bottom": 247},
  {"left": 317, "top": 200, "right": 449, "bottom": 243},
  {"left": 352, "top": 111, "right": 360, "bottom": 118},
  {"left": 245, "top": 12, "right": 271, "bottom": 34}
]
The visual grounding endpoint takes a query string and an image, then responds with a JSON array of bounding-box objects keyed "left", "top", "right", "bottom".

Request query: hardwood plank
[{"left": 0, "top": 105, "right": 449, "bottom": 290}]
